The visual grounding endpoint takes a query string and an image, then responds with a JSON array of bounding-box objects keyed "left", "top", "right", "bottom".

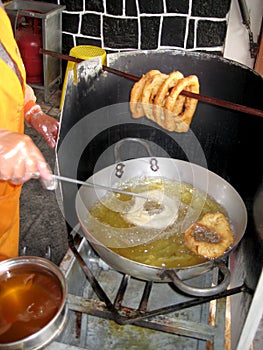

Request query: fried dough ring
[
  {"left": 164, "top": 75, "right": 200, "bottom": 132},
  {"left": 130, "top": 70, "right": 160, "bottom": 118},
  {"left": 153, "top": 71, "right": 184, "bottom": 125},
  {"left": 141, "top": 73, "right": 168, "bottom": 120},
  {"left": 184, "top": 212, "right": 234, "bottom": 259}
]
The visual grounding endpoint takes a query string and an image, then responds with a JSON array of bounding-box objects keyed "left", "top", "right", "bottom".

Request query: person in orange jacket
[{"left": 0, "top": 1, "right": 59, "bottom": 261}]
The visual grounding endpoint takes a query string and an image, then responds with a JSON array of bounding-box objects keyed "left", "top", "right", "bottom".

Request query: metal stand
[{"left": 55, "top": 230, "right": 251, "bottom": 350}]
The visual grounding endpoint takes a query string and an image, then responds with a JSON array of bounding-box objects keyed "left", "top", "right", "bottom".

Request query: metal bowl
[{"left": 0, "top": 256, "right": 68, "bottom": 350}]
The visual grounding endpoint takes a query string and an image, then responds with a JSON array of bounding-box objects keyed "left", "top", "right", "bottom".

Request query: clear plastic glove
[
  {"left": 0, "top": 129, "right": 52, "bottom": 185},
  {"left": 24, "top": 85, "right": 59, "bottom": 149},
  {"left": 26, "top": 107, "right": 59, "bottom": 149}
]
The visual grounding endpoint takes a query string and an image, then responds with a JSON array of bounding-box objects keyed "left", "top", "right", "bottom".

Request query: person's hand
[
  {"left": 29, "top": 111, "right": 59, "bottom": 149},
  {"left": 0, "top": 129, "right": 52, "bottom": 185},
  {"left": 24, "top": 85, "right": 59, "bottom": 148}
]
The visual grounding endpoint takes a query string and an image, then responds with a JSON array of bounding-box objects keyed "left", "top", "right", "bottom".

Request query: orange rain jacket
[{"left": 0, "top": 7, "right": 34, "bottom": 260}]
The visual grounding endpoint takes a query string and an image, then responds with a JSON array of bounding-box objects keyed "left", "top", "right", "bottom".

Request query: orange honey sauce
[{"left": 0, "top": 267, "right": 63, "bottom": 343}]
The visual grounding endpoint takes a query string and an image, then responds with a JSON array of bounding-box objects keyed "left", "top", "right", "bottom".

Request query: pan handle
[
  {"left": 114, "top": 137, "right": 159, "bottom": 178},
  {"left": 163, "top": 261, "right": 231, "bottom": 297},
  {"left": 114, "top": 137, "right": 154, "bottom": 162}
]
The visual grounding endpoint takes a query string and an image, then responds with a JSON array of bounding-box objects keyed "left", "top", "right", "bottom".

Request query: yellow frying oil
[{"left": 88, "top": 177, "right": 228, "bottom": 268}]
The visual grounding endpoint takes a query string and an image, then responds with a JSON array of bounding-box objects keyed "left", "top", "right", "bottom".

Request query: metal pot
[
  {"left": 0, "top": 256, "right": 68, "bottom": 350},
  {"left": 76, "top": 138, "right": 247, "bottom": 297}
]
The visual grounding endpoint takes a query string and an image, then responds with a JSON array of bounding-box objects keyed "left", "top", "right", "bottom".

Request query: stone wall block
[
  {"left": 141, "top": 17, "right": 160, "bottom": 50},
  {"left": 62, "top": 33, "right": 74, "bottom": 54},
  {"left": 161, "top": 17, "right": 187, "bottom": 48},
  {"left": 192, "top": 0, "right": 231, "bottom": 18},
  {"left": 103, "top": 17, "right": 138, "bottom": 49},
  {"left": 81, "top": 13, "right": 101, "bottom": 37},
  {"left": 186, "top": 19, "right": 195, "bottom": 49},
  {"left": 60, "top": 0, "right": 84, "bottom": 12},
  {"left": 85, "top": 0, "right": 104, "bottom": 12},
  {"left": 62, "top": 13, "right": 79, "bottom": 33},
  {"left": 125, "top": 0, "right": 137, "bottom": 16},
  {"left": 166, "top": 0, "right": 189, "bottom": 14},
  {"left": 138, "top": 0, "right": 164, "bottom": 14},
  {"left": 76, "top": 37, "right": 102, "bottom": 48},
  {"left": 197, "top": 20, "right": 227, "bottom": 47},
  {"left": 106, "top": 0, "right": 123, "bottom": 15}
]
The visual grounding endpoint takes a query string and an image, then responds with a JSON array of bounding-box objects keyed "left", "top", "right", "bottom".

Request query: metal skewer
[
  {"left": 40, "top": 48, "right": 263, "bottom": 118},
  {"left": 53, "top": 174, "right": 149, "bottom": 200}
]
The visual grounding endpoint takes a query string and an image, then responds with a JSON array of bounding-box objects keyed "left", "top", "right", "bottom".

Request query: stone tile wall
[{"left": 45, "top": 0, "right": 231, "bottom": 56}]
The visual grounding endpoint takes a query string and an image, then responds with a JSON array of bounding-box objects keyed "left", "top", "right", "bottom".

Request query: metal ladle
[
  {"left": 38, "top": 173, "right": 180, "bottom": 247},
  {"left": 40, "top": 173, "right": 151, "bottom": 200}
]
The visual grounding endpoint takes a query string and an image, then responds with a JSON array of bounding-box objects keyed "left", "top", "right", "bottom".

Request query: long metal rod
[
  {"left": 53, "top": 174, "right": 149, "bottom": 199},
  {"left": 40, "top": 48, "right": 263, "bottom": 118}
]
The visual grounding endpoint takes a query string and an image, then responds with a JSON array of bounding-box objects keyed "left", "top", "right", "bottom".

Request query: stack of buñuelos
[{"left": 130, "top": 70, "right": 200, "bottom": 132}]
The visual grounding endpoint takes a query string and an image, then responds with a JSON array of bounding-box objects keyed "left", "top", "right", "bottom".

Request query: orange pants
[{"left": 0, "top": 183, "right": 22, "bottom": 259}]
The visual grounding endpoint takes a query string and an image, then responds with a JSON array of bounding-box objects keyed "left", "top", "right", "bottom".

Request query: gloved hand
[
  {"left": 25, "top": 106, "right": 59, "bottom": 149},
  {"left": 24, "top": 85, "right": 59, "bottom": 149},
  {"left": 0, "top": 129, "right": 52, "bottom": 185}
]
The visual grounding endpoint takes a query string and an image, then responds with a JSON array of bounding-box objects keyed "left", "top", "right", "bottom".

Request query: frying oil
[
  {"left": 88, "top": 177, "right": 228, "bottom": 268},
  {"left": 0, "top": 268, "right": 62, "bottom": 343}
]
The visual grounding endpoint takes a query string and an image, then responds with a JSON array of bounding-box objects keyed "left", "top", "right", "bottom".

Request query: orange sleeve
[
  {"left": 24, "top": 84, "right": 41, "bottom": 124},
  {"left": 24, "top": 99, "right": 36, "bottom": 114}
]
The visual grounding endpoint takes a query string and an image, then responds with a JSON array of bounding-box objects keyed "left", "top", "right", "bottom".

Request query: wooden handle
[{"left": 40, "top": 48, "right": 263, "bottom": 118}]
